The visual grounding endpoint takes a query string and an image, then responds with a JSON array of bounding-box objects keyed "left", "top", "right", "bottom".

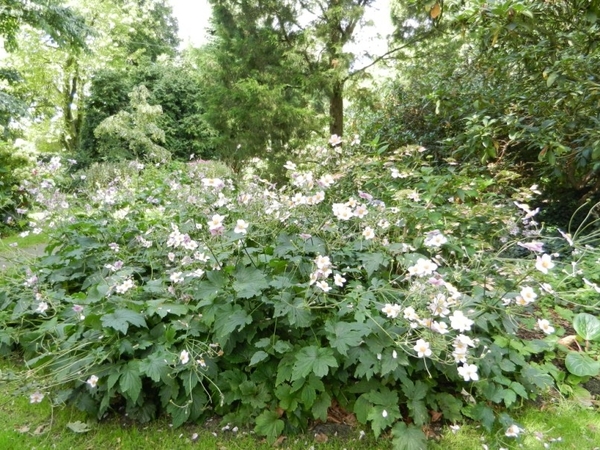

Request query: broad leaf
[
  {"left": 565, "top": 352, "right": 600, "bottom": 377},
  {"left": 101, "top": 308, "right": 146, "bottom": 334},
  {"left": 254, "top": 410, "right": 284, "bottom": 444},
  {"left": 291, "top": 346, "right": 338, "bottom": 380},
  {"left": 213, "top": 304, "right": 252, "bottom": 344},
  {"left": 573, "top": 313, "right": 600, "bottom": 341},
  {"left": 325, "top": 320, "right": 369, "bottom": 356},
  {"left": 119, "top": 361, "right": 142, "bottom": 402},
  {"left": 359, "top": 252, "right": 388, "bottom": 277},
  {"left": 139, "top": 352, "right": 170, "bottom": 383},
  {"left": 392, "top": 422, "right": 427, "bottom": 450},
  {"left": 233, "top": 266, "right": 269, "bottom": 299},
  {"left": 249, "top": 350, "right": 269, "bottom": 366}
]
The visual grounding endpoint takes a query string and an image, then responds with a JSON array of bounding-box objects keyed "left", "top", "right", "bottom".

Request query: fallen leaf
[
  {"left": 15, "top": 425, "right": 30, "bottom": 434},
  {"left": 67, "top": 421, "right": 92, "bottom": 433},
  {"left": 314, "top": 432, "right": 328, "bottom": 443},
  {"left": 33, "top": 424, "right": 46, "bottom": 435},
  {"left": 429, "top": 410, "right": 443, "bottom": 422},
  {"left": 274, "top": 435, "right": 287, "bottom": 447},
  {"left": 430, "top": 3, "right": 441, "bottom": 19}
]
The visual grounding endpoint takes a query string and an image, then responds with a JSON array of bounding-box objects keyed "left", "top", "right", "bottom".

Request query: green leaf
[
  {"left": 101, "top": 308, "right": 146, "bottom": 334},
  {"left": 275, "top": 384, "right": 298, "bottom": 411},
  {"left": 463, "top": 404, "right": 495, "bottom": 431},
  {"left": 359, "top": 252, "right": 388, "bottom": 277},
  {"left": 233, "top": 266, "right": 269, "bottom": 299},
  {"left": 311, "top": 391, "right": 331, "bottom": 421},
  {"left": 139, "top": 352, "right": 169, "bottom": 383},
  {"left": 436, "top": 393, "right": 463, "bottom": 422},
  {"left": 546, "top": 72, "right": 559, "bottom": 87},
  {"left": 503, "top": 388, "right": 517, "bottom": 407},
  {"left": 573, "top": 313, "right": 600, "bottom": 341},
  {"left": 509, "top": 381, "right": 528, "bottom": 399},
  {"left": 66, "top": 421, "right": 92, "bottom": 433},
  {"left": 565, "top": 352, "right": 600, "bottom": 377},
  {"left": 291, "top": 346, "right": 338, "bottom": 380},
  {"left": 254, "top": 410, "right": 284, "bottom": 444},
  {"left": 119, "top": 361, "right": 142, "bottom": 402},
  {"left": 367, "top": 404, "right": 400, "bottom": 438},
  {"left": 325, "top": 320, "right": 368, "bottom": 356},
  {"left": 213, "top": 304, "right": 252, "bottom": 344},
  {"left": 250, "top": 351, "right": 269, "bottom": 366},
  {"left": 167, "top": 402, "right": 191, "bottom": 428},
  {"left": 145, "top": 300, "right": 189, "bottom": 318},
  {"left": 273, "top": 294, "right": 313, "bottom": 327},
  {"left": 392, "top": 422, "right": 427, "bottom": 450}
]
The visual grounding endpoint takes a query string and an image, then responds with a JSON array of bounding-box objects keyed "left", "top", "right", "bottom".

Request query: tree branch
[{"left": 345, "top": 29, "right": 440, "bottom": 81}]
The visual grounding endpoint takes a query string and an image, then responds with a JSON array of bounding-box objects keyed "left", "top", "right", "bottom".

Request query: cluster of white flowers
[
  {"left": 407, "top": 258, "right": 438, "bottom": 277},
  {"left": 115, "top": 278, "right": 135, "bottom": 294}
]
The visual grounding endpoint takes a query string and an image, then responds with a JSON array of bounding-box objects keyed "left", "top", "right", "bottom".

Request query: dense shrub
[{"left": 1, "top": 141, "right": 599, "bottom": 448}]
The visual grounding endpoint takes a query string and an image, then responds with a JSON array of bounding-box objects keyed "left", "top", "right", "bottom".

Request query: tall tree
[
  {"left": 204, "top": 0, "right": 381, "bottom": 161},
  {"left": 3, "top": 0, "right": 180, "bottom": 154},
  {"left": 0, "top": 0, "right": 87, "bottom": 136}
]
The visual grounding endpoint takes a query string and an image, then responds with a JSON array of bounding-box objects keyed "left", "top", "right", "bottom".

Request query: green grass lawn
[{"left": 1, "top": 356, "right": 598, "bottom": 450}]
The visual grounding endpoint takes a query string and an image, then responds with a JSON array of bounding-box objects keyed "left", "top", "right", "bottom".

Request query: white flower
[
  {"left": 537, "top": 319, "right": 555, "bottom": 334},
  {"left": 315, "top": 280, "right": 331, "bottom": 292},
  {"left": 332, "top": 203, "right": 353, "bottom": 220},
  {"left": 29, "top": 392, "right": 44, "bottom": 403},
  {"left": 535, "top": 254, "right": 554, "bottom": 274},
  {"left": 381, "top": 303, "right": 402, "bottom": 319},
  {"left": 362, "top": 226, "right": 375, "bottom": 240},
  {"left": 382, "top": 409, "right": 388, "bottom": 418},
  {"left": 334, "top": 273, "right": 346, "bottom": 287},
  {"left": 318, "top": 174, "right": 335, "bottom": 188},
  {"left": 377, "top": 219, "right": 390, "bottom": 229},
  {"left": 283, "top": 161, "right": 297, "bottom": 171},
  {"left": 234, "top": 219, "right": 249, "bottom": 235},
  {"left": 115, "top": 278, "right": 135, "bottom": 294},
  {"left": 87, "top": 375, "right": 99, "bottom": 388},
  {"left": 108, "top": 242, "right": 120, "bottom": 252},
  {"left": 36, "top": 302, "right": 49, "bottom": 314},
  {"left": 583, "top": 278, "right": 600, "bottom": 293},
  {"left": 314, "top": 255, "right": 332, "bottom": 271},
  {"left": 179, "top": 350, "right": 190, "bottom": 365},
  {"left": 517, "top": 241, "right": 544, "bottom": 252},
  {"left": 516, "top": 286, "right": 537, "bottom": 306},
  {"left": 408, "top": 258, "right": 438, "bottom": 277},
  {"left": 431, "top": 321, "right": 449, "bottom": 334},
  {"left": 558, "top": 229, "right": 574, "bottom": 246},
  {"left": 413, "top": 339, "right": 432, "bottom": 358},
  {"left": 449, "top": 311, "right": 474, "bottom": 332},
  {"left": 328, "top": 134, "right": 342, "bottom": 146},
  {"left": 354, "top": 204, "right": 368, "bottom": 218},
  {"left": 208, "top": 214, "right": 226, "bottom": 232},
  {"left": 505, "top": 424, "right": 522, "bottom": 438},
  {"left": 457, "top": 363, "right": 479, "bottom": 382},
  {"left": 170, "top": 272, "right": 184, "bottom": 284},
  {"left": 424, "top": 230, "right": 448, "bottom": 248},
  {"left": 403, "top": 306, "right": 419, "bottom": 321}
]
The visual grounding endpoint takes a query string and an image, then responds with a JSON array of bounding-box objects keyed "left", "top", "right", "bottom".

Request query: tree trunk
[{"left": 329, "top": 80, "right": 344, "bottom": 137}]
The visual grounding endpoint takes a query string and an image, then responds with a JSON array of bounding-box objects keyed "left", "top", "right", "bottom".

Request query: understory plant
[{"left": 1, "top": 139, "right": 599, "bottom": 449}]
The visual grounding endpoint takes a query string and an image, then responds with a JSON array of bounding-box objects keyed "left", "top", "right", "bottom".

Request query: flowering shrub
[{"left": 1, "top": 142, "right": 599, "bottom": 448}]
